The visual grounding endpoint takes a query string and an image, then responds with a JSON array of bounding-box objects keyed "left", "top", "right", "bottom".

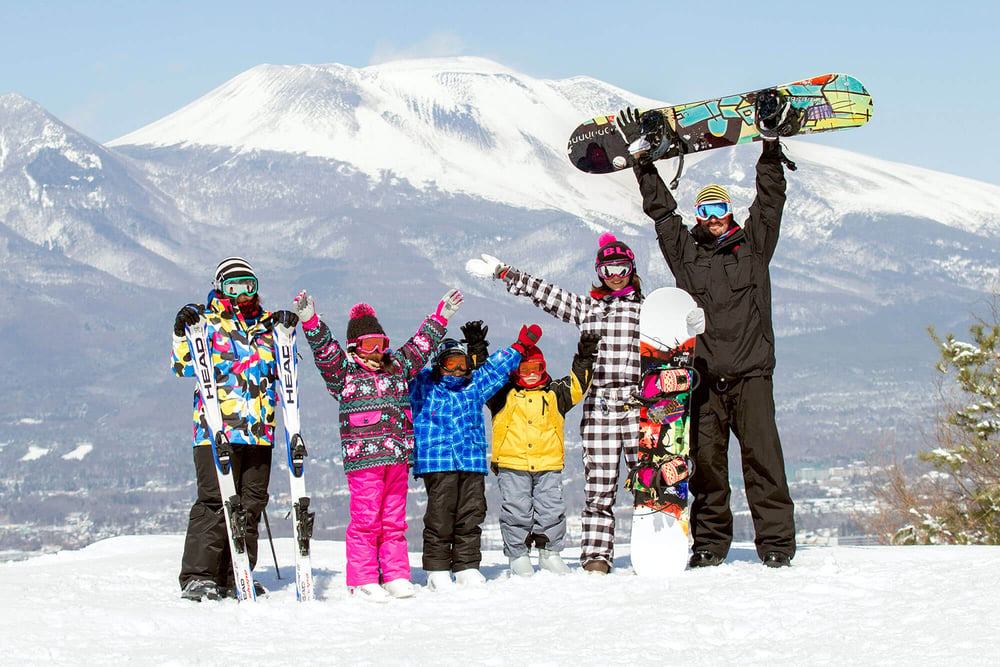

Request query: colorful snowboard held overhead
[{"left": 568, "top": 73, "right": 873, "bottom": 176}]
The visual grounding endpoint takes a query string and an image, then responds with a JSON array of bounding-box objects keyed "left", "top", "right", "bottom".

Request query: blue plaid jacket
[{"left": 410, "top": 347, "right": 521, "bottom": 476}]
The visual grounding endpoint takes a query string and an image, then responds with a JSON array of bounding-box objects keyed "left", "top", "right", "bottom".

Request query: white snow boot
[
  {"left": 454, "top": 568, "right": 487, "bottom": 586},
  {"left": 538, "top": 549, "right": 572, "bottom": 575},
  {"left": 383, "top": 578, "right": 417, "bottom": 599},
  {"left": 426, "top": 570, "right": 454, "bottom": 592},
  {"left": 350, "top": 582, "right": 390, "bottom": 603},
  {"left": 509, "top": 554, "right": 535, "bottom": 577}
]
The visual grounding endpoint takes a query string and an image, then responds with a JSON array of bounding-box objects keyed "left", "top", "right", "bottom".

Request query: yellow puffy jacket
[{"left": 487, "top": 352, "right": 593, "bottom": 472}]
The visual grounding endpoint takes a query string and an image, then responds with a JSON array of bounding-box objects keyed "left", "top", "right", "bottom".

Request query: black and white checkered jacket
[{"left": 503, "top": 270, "right": 642, "bottom": 392}]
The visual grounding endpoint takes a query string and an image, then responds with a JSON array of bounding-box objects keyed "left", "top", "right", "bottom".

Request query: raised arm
[{"left": 744, "top": 139, "right": 788, "bottom": 264}]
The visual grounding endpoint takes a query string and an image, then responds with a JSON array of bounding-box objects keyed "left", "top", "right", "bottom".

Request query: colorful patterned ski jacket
[
  {"left": 171, "top": 291, "right": 278, "bottom": 448},
  {"left": 502, "top": 271, "right": 642, "bottom": 393},
  {"left": 303, "top": 316, "right": 446, "bottom": 473},
  {"left": 486, "top": 348, "right": 594, "bottom": 472},
  {"left": 410, "top": 347, "right": 521, "bottom": 476}
]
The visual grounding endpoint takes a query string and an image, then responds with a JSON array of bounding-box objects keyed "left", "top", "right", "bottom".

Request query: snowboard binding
[{"left": 754, "top": 89, "right": 803, "bottom": 139}]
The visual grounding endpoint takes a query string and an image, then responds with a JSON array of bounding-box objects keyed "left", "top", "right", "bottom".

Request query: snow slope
[{"left": 2, "top": 536, "right": 997, "bottom": 665}]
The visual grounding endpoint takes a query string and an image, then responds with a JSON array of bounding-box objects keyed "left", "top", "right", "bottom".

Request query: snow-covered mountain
[{"left": 4, "top": 57, "right": 1000, "bottom": 550}]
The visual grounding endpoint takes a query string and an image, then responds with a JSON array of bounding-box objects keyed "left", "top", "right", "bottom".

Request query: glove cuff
[
  {"left": 430, "top": 314, "right": 447, "bottom": 326},
  {"left": 301, "top": 314, "right": 320, "bottom": 330}
]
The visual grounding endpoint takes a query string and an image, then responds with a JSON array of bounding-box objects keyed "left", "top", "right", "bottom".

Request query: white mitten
[
  {"left": 465, "top": 253, "right": 507, "bottom": 280},
  {"left": 686, "top": 307, "right": 706, "bottom": 336}
]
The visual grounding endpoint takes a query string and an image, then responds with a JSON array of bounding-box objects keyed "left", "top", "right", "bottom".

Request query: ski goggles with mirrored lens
[
  {"left": 597, "top": 262, "right": 634, "bottom": 279},
  {"left": 220, "top": 277, "right": 258, "bottom": 298},
  {"left": 695, "top": 201, "right": 732, "bottom": 221},
  {"left": 355, "top": 334, "right": 390, "bottom": 354},
  {"left": 518, "top": 359, "right": 546, "bottom": 375},
  {"left": 439, "top": 354, "right": 469, "bottom": 373}
]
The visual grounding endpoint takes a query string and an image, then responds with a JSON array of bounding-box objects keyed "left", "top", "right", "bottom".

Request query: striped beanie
[
  {"left": 695, "top": 184, "right": 731, "bottom": 204},
  {"left": 214, "top": 256, "right": 256, "bottom": 289}
]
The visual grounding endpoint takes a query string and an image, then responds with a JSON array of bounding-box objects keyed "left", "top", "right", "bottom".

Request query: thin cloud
[{"left": 369, "top": 32, "right": 465, "bottom": 65}]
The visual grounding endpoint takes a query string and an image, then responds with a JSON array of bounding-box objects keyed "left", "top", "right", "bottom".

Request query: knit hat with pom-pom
[
  {"left": 346, "top": 303, "right": 386, "bottom": 346},
  {"left": 594, "top": 232, "right": 635, "bottom": 270}
]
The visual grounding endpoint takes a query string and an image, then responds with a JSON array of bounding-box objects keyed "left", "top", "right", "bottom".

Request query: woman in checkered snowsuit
[{"left": 466, "top": 234, "right": 642, "bottom": 572}]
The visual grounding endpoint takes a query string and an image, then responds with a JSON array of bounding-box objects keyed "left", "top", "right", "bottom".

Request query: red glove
[{"left": 511, "top": 324, "right": 542, "bottom": 355}]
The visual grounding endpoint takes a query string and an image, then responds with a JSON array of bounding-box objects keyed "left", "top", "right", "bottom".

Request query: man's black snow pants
[{"left": 688, "top": 375, "right": 796, "bottom": 561}]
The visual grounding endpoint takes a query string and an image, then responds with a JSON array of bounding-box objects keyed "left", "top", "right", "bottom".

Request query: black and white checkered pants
[{"left": 579, "top": 387, "right": 639, "bottom": 567}]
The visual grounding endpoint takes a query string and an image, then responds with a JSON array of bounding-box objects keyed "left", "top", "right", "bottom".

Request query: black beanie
[
  {"left": 346, "top": 303, "right": 386, "bottom": 345},
  {"left": 594, "top": 233, "right": 635, "bottom": 268}
]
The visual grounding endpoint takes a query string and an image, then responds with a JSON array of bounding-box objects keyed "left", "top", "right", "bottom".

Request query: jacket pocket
[
  {"left": 348, "top": 410, "right": 383, "bottom": 428},
  {"left": 723, "top": 255, "right": 752, "bottom": 291}
]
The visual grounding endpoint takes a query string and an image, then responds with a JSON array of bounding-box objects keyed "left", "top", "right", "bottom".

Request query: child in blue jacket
[{"left": 410, "top": 324, "right": 541, "bottom": 590}]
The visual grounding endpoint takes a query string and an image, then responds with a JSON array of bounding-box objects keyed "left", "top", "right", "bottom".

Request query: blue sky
[{"left": 3, "top": 1, "right": 998, "bottom": 184}]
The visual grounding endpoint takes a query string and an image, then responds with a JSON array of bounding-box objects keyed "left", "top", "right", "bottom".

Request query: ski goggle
[
  {"left": 518, "top": 359, "right": 546, "bottom": 375},
  {"left": 597, "top": 262, "right": 634, "bottom": 279},
  {"left": 695, "top": 201, "right": 732, "bottom": 221},
  {"left": 355, "top": 334, "right": 389, "bottom": 354},
  {"left": 439, "top": 354, "right": 469, "bottom": 373},
  {"left": 220, "top": 276, "right": 258, "bottom": 298}
]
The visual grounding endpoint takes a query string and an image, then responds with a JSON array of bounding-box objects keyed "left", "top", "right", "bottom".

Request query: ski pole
[{"left": 262, "top": 510, "right": 282, "bottom": 580}]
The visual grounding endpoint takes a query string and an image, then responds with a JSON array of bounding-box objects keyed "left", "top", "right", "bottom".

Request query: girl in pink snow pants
[{"left": 294, "top": 288, "right": 462, "bottom": 600}]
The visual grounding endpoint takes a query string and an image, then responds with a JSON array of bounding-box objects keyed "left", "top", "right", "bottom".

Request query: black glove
[
  {"left": 461, "top": 320, "right": 490, "bottom": 369},
  {"left": 460, "top": 320, "right": 488, "bottom": 346},
  {"left": 273, "top": 310, "right": 299, "bottom": 329},
  {"left": 173, "top": 304, "right": 203, "bottom": 336},
  {"left": 511, "top": 324, "right": 542, "bottom": 355},
  {"left": 577, "top": 332, "right": 601, "bottom": 359},
  {"left": 617, "top": 107, "right": 642, "bottom": 144}
]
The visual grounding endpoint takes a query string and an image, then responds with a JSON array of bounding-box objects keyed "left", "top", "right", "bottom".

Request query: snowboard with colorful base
[
  {"left": 626, "top": 287, "right": 700, "bottom": 577},
  {"left": 272, "top": 322, "right": 316, "bottom": 602},
  {"left": 568, "top": 73, "right": 873, "bottom": 175},
  {"left": 184, "top": 318, "right": 257, "bottom": 602}
]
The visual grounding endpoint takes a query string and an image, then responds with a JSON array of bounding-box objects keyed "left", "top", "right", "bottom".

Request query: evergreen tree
[{"left": 870, "top": 299, "right": 1000, "bottom": 544}]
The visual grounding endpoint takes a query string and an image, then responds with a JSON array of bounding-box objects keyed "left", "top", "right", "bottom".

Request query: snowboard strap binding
[
  {"left": 626, "top": 455, "right": 692, "bottom": 505},
  {"left": 628, "top": 110, "right": 686, "bottom": 189}
]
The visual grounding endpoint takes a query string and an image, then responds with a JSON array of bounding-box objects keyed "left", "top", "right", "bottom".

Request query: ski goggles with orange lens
[
  {"left": 355, "top": 334, "right": 390, "bottom": 354},
  {"left": 695, "top": 201, "right": 732, "bottom": 221},
  {"left": 518, "top": 359, "right": 546, "bottom": 375},
  {"left": 220, "top": 277, "right": 258, "bottom": 298},
  {"left": 597, "top": 262, "right": 634, "bottom": 279},
  {"left": 439, "top": 354, "right": 469, "bottom": 373}
]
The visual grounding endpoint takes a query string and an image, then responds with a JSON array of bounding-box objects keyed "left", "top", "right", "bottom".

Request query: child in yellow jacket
[{"left": 485, "top": 330, "right": 600, "bottom": 576}]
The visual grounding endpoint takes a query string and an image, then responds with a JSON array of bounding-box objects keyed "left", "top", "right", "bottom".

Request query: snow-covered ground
[{"left": 2, "top": 536, "right": 997, "bottom": 665}]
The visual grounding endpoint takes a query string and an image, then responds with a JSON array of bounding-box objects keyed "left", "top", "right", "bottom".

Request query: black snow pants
[
  {"left": 178, "top": 444, "right": 272, "bottom": 590},
  {"left": 688, "top": 375, "right": 796, "bottom": 561},
  {"left": 420, "top": 471, "right": 487, "bottom": 573}
]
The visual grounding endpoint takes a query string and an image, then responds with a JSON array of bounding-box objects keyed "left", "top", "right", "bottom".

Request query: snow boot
[
  {"left": 582, "top": 560, "right": 610, "bottom": 575},
  {"left": 688, "top": 550, "right": 725, "bottom": 568},
  {"left": 181, "top": 579, "right": 221, "bottom": 602},
  {"left": 763, "top": 552, "right": 792, "bottom": 568},
  {"left": 454, "top": 568, "right": 487, "bottom": 586},
  {"left": 350, "top": 582, "right": 391, "bottom": 603},
  {"left": 509, "top": 554, "right": 535, "bottom": 577},
  {"left": 426, "top": 570, "right": 454, "bottom": 592},
  {"left": 538, "top": 549, "right": 571, "bottom": 575},
  {"left": 383, "top": 578, "right": 417, "bottom": 599}
]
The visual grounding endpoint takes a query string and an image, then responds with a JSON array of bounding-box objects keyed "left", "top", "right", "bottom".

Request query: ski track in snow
[{"left": 1, "top": 536, "right": 997, "bottom": 666}]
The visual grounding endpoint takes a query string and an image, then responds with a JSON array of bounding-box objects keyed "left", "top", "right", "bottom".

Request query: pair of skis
[{"left": 184, "top": 316, "right": 314, "bottom": 602}]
